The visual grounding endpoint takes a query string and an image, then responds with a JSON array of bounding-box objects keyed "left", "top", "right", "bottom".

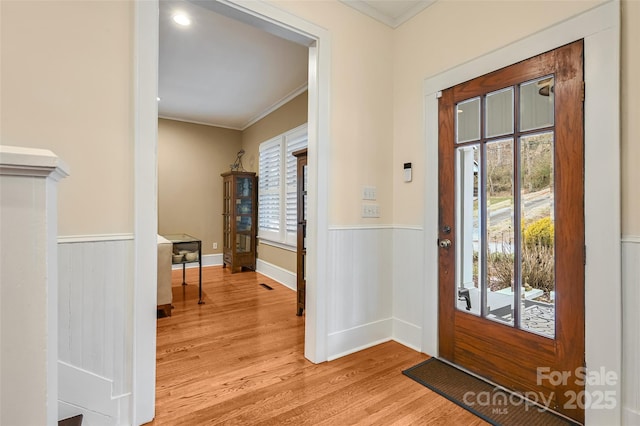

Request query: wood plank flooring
[{"left": 147, "top": 266, "right": 487, "bottom": 425}]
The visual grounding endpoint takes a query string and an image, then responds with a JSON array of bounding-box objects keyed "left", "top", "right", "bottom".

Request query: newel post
[{"left": 0, "top": 145, "right": 69, "bottom": 425}]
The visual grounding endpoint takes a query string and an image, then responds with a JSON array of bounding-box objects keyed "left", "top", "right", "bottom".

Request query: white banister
[{"left": 0, "top": 145, "right": 69, "bottom": 425}]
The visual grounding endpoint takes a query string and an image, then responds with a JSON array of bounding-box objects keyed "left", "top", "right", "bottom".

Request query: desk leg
[
  {"left": 197, "top": 243, "right": 204, "bottom": 304},
  {"left": 182, "top": 263, "right": 187, "bottom": 285}
]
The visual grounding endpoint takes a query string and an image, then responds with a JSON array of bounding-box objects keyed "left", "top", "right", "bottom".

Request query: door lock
[{"left": 438, "top": 239, "right": 452, "bottom": 249}]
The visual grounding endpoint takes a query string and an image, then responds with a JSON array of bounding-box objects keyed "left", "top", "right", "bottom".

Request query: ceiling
[{"left": 158, "top": 0, "right": 435, "bottom": 130}]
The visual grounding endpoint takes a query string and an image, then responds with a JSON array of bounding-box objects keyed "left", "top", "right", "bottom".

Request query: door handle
[{"left": 438, "top": 239, "right": 452, "bottom": 249}]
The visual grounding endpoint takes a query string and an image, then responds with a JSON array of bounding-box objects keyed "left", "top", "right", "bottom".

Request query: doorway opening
[{"left": 134, "top": 1, "right": 330, "bottom": 423}]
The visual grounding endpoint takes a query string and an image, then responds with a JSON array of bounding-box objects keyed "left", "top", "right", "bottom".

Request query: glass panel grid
[
  {"left": 484, "top": 139, "right": 515, "bottom": 327},
  {"left": 485, "top": 88, "right": 514, "bottom": 138},
  {"left": 456, "top": 98, "right": 481, "bottom": 144},
  {"left": 520, "top": 76, "right": 555, "bottom": 132},
  {"left": 454, "top": 82, "right": 556, "bottom": 339},
  {"left": 455, "top": 145, "right": 481, "bottom": 316},
  {"left": 519, "top": 132, "right": 555, "bottom": 338}
]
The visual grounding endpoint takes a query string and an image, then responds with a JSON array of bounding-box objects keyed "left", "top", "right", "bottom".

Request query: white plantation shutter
[
  {"left": 285, "top": 128, "right": 308, "bottom": 245},
  {"left": 258, "top": 137, "right": 281, "bottom": 241},
  {"left": 257, "top": 124, "right": 307, "bottom": 247}
]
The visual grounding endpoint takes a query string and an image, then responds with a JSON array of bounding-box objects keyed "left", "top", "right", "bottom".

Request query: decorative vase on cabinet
[{"left": 221, "top": 171, "right": 257, "bottom": 273}]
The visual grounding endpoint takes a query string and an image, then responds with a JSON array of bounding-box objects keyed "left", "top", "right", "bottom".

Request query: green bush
[{"left": 523, "top": 217, "right": 554, "bottom": 248}]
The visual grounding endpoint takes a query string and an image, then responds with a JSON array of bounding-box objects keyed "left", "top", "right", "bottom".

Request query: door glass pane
[
  {"left": 456, "top": 98, "right": 481, "bottom": 143},
  {"left": 486, "top": 88, "right": 513, "bottom": 138},
  {"left": 485, "top": 139, "right": 515, "bottom": 326},
  {"left": 455, "top": 145, "right": 480, "bottom": 315},
  {"left": 520, "top": 77, "right": 554, "bottom": 131},
  {"left": 520, "top": 132, "right": 555, "bottom": 338}
]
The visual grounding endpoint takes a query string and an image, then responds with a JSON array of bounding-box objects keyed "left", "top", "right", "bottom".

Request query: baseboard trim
[
  {"left": 256, "top": 259, "right": 296, "bottom": 291},
  {"left": 327, "top": 318, "right": 393, "bottom": 361},
  {"left": 171, "top": 253, "right": 222, "bottom": 270},
  {"left": 392, "top": 318, "right": 422, "bottom": 353}
]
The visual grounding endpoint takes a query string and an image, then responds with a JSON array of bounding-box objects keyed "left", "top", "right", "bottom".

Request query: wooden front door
[{"left": 438, "top": 40, "right": 585, "bottom": 423}]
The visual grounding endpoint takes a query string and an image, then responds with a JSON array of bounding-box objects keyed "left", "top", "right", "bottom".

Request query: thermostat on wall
[{"left": 404, "top": 162, "right": 412, "bottom": 182}]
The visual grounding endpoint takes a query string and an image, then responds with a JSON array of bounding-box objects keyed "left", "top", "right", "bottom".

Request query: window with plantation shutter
[
  {"left": 258, "top": 124, "right": 308, "bottom": 248},
  {"left": 285, "top": 127, "right": 308, "bottom": 245},
  {"left": 258, "top": 137, "right": 281, "bottom": 242}
]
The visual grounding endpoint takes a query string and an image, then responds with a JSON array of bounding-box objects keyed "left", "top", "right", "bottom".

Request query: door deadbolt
[{"left": 438, "top": 239, "right": 452, "bottom": 249}]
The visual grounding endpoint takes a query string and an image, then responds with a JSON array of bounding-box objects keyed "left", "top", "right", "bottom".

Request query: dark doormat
[{"left": 403, "top": 358, "right": 581, "bottom": 426}]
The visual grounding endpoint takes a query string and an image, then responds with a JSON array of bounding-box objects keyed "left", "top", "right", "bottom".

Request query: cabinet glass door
[
  {"left": 236, "top": 177, "right": 253, "bottom": 198},
  {"left": 236, "top": 199, "right": 253, "bottom": 215},
  {"left": 236, "top": 233, "right": 252, "bottom": 253}
]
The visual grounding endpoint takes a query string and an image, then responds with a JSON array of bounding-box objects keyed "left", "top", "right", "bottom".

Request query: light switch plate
[
  {"left": 362, "top": 186, "right": 377, "bottom": 200},
  {"left": 362, "top": 203, "right": 380, "bottom": 218}
]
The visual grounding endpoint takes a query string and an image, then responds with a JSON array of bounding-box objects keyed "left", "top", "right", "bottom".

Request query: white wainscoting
[
  {"left": 326, "top": 227, "right": 394, "bottom": 359},
  {"left": 392, "top": 227, "right": 425, "bottom": 352},
  {"left": 57, "top": 235, "right": 134, "bottom": 424},
  {"left": 622, "top": 236, "right": 640, "bottom": 425}
]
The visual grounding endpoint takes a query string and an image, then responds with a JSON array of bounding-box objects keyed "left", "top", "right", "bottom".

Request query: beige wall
[
  {"left": 157, "top": 119, "right": 242, "bottom": 256},
  {"left": 242, "top": 91, "right": 308, "bottom": 271},
  {"left": 621, "top": 0, "right": 640, "bottom": 235},
  {"left": 0, "top": 0, "right": 134, "bottom": 236},
  {"left": 272, "top": 1, "right": 394, "bottom": 226},
  {"left": 242, "top": 91, "right": 308, "bottom": 173}
]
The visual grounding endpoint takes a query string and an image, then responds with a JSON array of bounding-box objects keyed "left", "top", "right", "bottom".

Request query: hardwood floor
[{"left": 147, "top": 266, "right": 486, "bottom": 425}]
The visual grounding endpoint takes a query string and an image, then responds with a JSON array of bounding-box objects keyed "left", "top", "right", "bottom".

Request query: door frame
[
  {"left": 133, "top": 1, "right": 331, "bottom": 424},
  {"left": 422, "top": 2, "right": 620, "bottom": 424}
]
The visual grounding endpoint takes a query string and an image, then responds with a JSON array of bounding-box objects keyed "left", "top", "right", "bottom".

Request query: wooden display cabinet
[
  {"left": 221, "top": 171, "right": 257, "bottom": 273},
  {"left": 293, "top": 149, "right": 307, "bottom": 316}
]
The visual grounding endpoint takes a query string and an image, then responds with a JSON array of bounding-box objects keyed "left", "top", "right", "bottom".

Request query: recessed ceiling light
[
  {"left": 157, "top": 97, "right": 161, "bottom": 102},
  {"left": 172, "top": 13, "right": 191, "bottom": 26}
]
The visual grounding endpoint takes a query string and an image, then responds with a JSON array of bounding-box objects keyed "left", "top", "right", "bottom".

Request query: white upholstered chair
[{"left": 157, "top": 235, "right": 173, "bottom": 316}]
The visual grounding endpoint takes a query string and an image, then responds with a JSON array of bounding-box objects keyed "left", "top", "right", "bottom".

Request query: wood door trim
[{"left": 437, "top": 87, "right": 456, "bottom": 361}]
